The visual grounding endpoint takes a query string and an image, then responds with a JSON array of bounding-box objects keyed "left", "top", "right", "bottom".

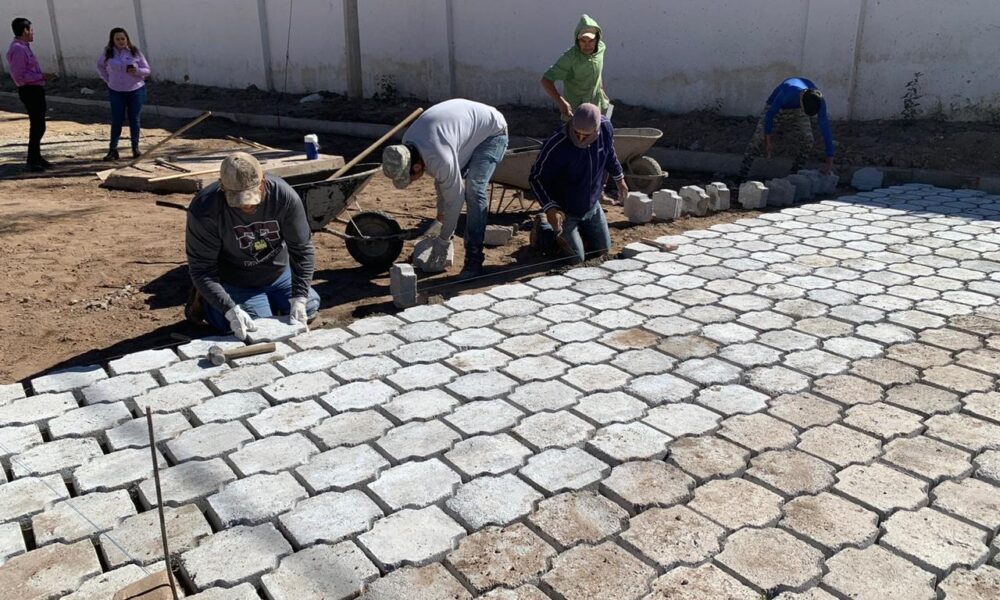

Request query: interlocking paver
[
  {"left": 938, "top": 566, "right": 1000, "bottom": 599},
  {"left": 309, "top": 410, "right": 393, "bottom": 449},
  {"left": 0, "top": 392, "right": 78, "bottom": 427},
  {"left": 357, "top": 506, "right": 466, "bottom": 571},
  {"left": 278, "top": 490, "right": 383, "bottom": 548},
  {"left": 688, "top": 478, "right": 782, "bottom": 529},
  {"left": 843, "top": 403, "right": 924, "bottom": 440},
  {"left": 46, "top": 401, "right": 132, "bottom": 439},
  {"left": 331, "top": 355, "right": 401, "bottom": 381},
  {"left": 746, "top": 366, "right": 811, "bottom": 394},
  {"left": 445, "top": 474, "right": 542, "bottom": 529},
  {"left": 445, "top": 399, "right": 524, "bottom": 435},
  {"left": 165, "top": 420, "right": 255, "bottom": 463},
  {"left": 31, "top": 365, "right": 107, "bottom": 394},
  {"left": 527, "top": 491, "right": 627, "bottom": 550},
  {"left": 882, "top": 435, "right": 972, "bottom": 481},
  {"left": 388, "top": 363, "right": 460, "bottom": 390},
  {"left": 747, "top": 449, "right": 835, "bottom": 495},
  {"left": 319, "top": 380, "right": 396, "bottom": 412},
  {"left": 105, "top": 412, "right": 192, "bottom": 450},
  {"left": 101, "top": 503, "right": 211, "bottom": 567},
  {"left": 0, "top": 522, "right": 25, "bottom": 565},
  {"left": 138, "top": 458, "right": 237, "bottom": 509},
  {"left": 507, "top": 380, "right": 581, "bottom": 412},
  {"left": 925, "top": 412, "right": 1000, "bottom": 451},
  {"left": 180, "top": 523, "right": 293, "bottom": 590},
  {"left": 561, "top": 364, "right": 630, "bottom": 392},
  {"left": 587, "top": 422, "right": 671, "bottom": 463},
  {"left": 621, "top": 505, "right": 723, "bottom": 570},
  {"left": 382, "top": 389, "right": 458, "bottom": 422},
  {"left": 696, "top": 384, "right": 768, "bottom": 415},
  {"left": 32, "top": 490, "right": 136, "bottom": 545},
  {"left": 513, "top": 411, "right": 594, "bottom": 450},
  {"left": 932, "top": 478, "right": 1000, "bottom": 534},
  {"left": 228, "top": 433, "right": 318, "bottom": 476},
  {"left": 716, "top": 527, "right": 825, "bottom": 594},
  {"left": 207, "top": 363, "right": 283, "bottom": 394},
  {"left": 628, "top": 374, "right": 698, "bottom": 405},
  {"left": 600, "top": 461, "right": 694, "bottom": 513},
  {"left": 190, "top": 391, "right": 270, "bottom": 425},
  {"left": 358, "top": 563, "right": 471, "bottom": 599},
  {"left": 824, "top": 545, "right": 936, "bottom": 599},
  {"left": 884, "top": 382, "right": 960, "bottom": 415},
  {"left": 519, "top": 447, "right": 609, "bottom": 494},
  {"left": 444, "top": 434, "right": 532, "bottom": 479},
  {"left": 0, "top": 424, "right": 42, "bottom": 458},
  {"left": 718, "top": 413, "right": 798, "bottom": 453},
  {"left": 781, "top": 492, "right": 879, "bottom": 553},
  {"left": 377, "top": 419, "right": 462, "bottom": 461},
  {"left": 445, "top": 348, "right": 511, "bottom": 373},
  {"left": 850, "top": 357, "right": 919, "bottom": 385},
  {"left": 11, "top": 437, "right": 103, "bottom": 478},
  {"left": 644, "top": 403, "right": 720, "bottom": 437},
  {"left": 881, "top": 507, "right": 989, "bottom": 575},
  {"left": 367, "top": 459, "right": 461, "bottom": 510},
  {"left": 445, "top": 524, "right": 555, "bottom": 594},
  {"left": 834, "top": 463, "right": 929, "bottom": 517},
  {"left": 813, "top": 374, "right": 883, "bottom": 406},
  {"left": 0, "top": 539, "right": 102, "bottom": 599},
  {"left": 261, "top": 542, "right": 379, "bottom": 600},
  {"left": 503, "top": 355, "right": 569, "bottom": 382},
  {"left": 296, "top": 445, "right": 389, "bottom": 494},
  {"left": 541, "top": 541, "right": 655, "bottom": 600},
  {"left": 446, "top": 371, "right": 517, "bottom": 400},
  {"left": 645, "top": 563, "right": 758, "bottom": 599}
]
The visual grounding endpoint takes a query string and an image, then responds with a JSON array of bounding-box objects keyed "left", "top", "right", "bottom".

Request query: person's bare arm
[{"left": 541, "top": 77, "right": 572, "bottom": 118}]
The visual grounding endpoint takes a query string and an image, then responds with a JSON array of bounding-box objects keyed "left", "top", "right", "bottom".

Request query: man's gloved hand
[
  {"left": 224, "top": 306, "right": 257, "bottom": 341},
  {"left": 424, "top": 236, "right": 452, "bottom": 272},
  {"left": 290, "top": 297, "right": 309, "bottom": 329}
]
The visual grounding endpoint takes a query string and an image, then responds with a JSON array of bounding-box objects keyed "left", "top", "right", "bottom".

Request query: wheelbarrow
[
  {"left": 490, "top": 127, "right": 667, "bottom": 197},
  {"left": 288, "top": 163, "right": 435, "bottom": 271}
]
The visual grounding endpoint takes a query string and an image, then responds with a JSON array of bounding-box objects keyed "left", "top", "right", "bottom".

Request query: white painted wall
[
  {"left": 266, "top": 0, "right": 348, "bottom": 94},
  {"left": 52, "top": 0, "right": 139, "bottom": 79}
]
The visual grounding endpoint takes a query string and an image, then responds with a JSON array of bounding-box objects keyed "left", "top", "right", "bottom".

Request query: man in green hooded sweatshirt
[{"left": 541, "top": 15, "right": 610, "bottom": 120}]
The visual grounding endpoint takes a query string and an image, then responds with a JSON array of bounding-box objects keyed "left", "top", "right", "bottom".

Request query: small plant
[
  {"left": 373, "top": 74, "right": 399, "bottom": 103},
  {"left": 901, "top": 71, "right": 924, "bottom": 123}
]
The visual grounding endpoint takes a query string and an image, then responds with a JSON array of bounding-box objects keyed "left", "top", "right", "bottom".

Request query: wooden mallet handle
[{"left": 225, "top": 342, "right": 277, "bottom": 360}]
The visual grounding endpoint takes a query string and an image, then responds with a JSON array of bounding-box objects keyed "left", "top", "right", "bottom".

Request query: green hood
[{"left": 574, "top": 14, "right": 605, "bottom": 56}]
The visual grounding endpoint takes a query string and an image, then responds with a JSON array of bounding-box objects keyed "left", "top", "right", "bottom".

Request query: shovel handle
[{"left": 327, "top": 107, "right": 424, "bottom": 180}]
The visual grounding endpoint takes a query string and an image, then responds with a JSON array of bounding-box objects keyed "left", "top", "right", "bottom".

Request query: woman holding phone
[{"left": 96, "top": 27, "right": 150, "bottom": 161}]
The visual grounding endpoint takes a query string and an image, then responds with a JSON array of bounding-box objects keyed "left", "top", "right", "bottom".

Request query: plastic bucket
[{"left": 304, "top": 134, "right": 320, "bottom": 160}]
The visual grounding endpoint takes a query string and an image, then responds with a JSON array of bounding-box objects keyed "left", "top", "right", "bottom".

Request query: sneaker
[
  {"left": 457, "top": 261, "right": 484, "bottom": 282},
  {"left": 103, "top": 149, "right": 120, "bottom": 162}
]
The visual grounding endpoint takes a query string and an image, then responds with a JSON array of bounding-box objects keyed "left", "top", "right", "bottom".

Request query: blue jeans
[
  {"left": 461, "top": 132, "right": 508, "bottom": 266},
  {"left": 204, "top": 267, "right": 321, "bottom": 333},
  {"left": 109, "top": 86, "right": 146, "bottom": 151},
  {"left": 540, "top": 202, "right": 612, "bottom": 264}
]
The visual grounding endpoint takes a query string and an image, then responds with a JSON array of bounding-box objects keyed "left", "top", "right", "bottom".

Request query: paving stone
[
  {"left": 797, "top": 423, "right": 882, "bottom": 467},
  {"left": 554, "top": 341, "right": 619, "bottom": 365},
  {"left": 668, "top": 435, "right": 750, "bottom": 481},
  {"left": 561, "top": 364, "right": 630, "bottom": 392},
  {"left": 159, "top": 358, "right": 230, "bottom": 385},
  {"left": 339, "top": 333, "right": 404, "bottom": 357},
  {"left": 919, "top": 327, "right": 981, "bottom": 351},
  {"left": 644, "top": 563, "right": 758, "bottom": 600},
  {"left": 628, "top": 374, "right": 698, "bottom": 405},
  {"left": 541, "top": 541, "right": 655, "bottom": 600},
  {"left": 932, "top": 478, "right": 1000, "bottom": 534},
  {"left": 446, "top": 371, "right": 517, "bottom": 400},
  {"left": 925, "top": 413, "right": 1000, "bottom": 451},
  {"left": 246, "top": 400, "right": 330, "bottom": 437},
  {"left": 834, "top": 463, "right": 929, "bottom": 517},
  {"left": 519, "top": 447, "right": 609, "bottom": 494},
  {"left": 0, "top": 539, "right": 102, "bottom": 599},
  {"left": 347, "top": 315, "right": 405, "bottom": 335},
  {"left": 445, "top": 523, "right": 555, "bottom": 594},
  {"left": 644, "top": 403, "right": 720, "bottom": 437},
  {"left": 446, "top": 474, "right": 543, "bottom": 529},
  {"left": 357, "top": 506, "right": 466, "bottom": 571},
  {"left": 938, "top": 566, "right": 1000, "bottom": 599},
  {"left": 444, "top": 434, "right": 532, "bottom": 479},
  {"left": 358, "top": 563, "right": 471, "bottom": 600},
  {"left": 823, "top": 545, "right": 935, "bottom": 600},
  {"left": 47, "top": 401, "right": 132, "bottom": 439},
  {"left": 396, "top": 321, "right": 454, "bottom": 343},
  {"left": 600, "top": 461, "right": 694, "bottom": 514},
  {"left": 31, "top": 365, "right": 108, "bottom": 394},
  {"left": 781, "top": 492, "right": 879, "bottom": 553},
  {"left": 165, "top": 421, "right": 255, "bottom": 463},
  {"left": 768, "top": 392, "right": 842, "bottom": 428},
  {"left": 974, "top": 450, "right": 1000, "bottom": 485},
  {"left": 245, "top": 316, "right": 307, "bottom": 343},
  {"left": 674, "top": 358, "right": 743, "bottom": 386},
  {"left": 718, "top": 413, "right": 798, "bottom": 453},
  {"left": 228, "top": 433, "right": 318, "bottom": 476},
  {"left": 296, "top": 445, "right": 389, "bottom": 493},
  {"left": 496, "top": 333, "right": 560, "bottom": 356},
  {"left": 527, "top": 491, "right": 627, "bottom": 551},
  {"left": 376, "top": 419, "right": 462, "bottom": 461},
  {"left": 822, "top": 336, "right": 885, "bottom": 359},
  {"left": 795, "top": 316, "right": 854, "bottom": 339},
  {"left": 445, "top": 348, "right": 511, "bottom": 373},
  {"left": 884, "top": 383, "right": 960, "bottom": 415},
  {"left": 101, "top": 503, "right": 211, "bottom": 567},
  {"left": 261, "top": 371, "right": 337, "bottom": 403},
  {"left": 881, "top": 507, "right": 989, "bottom": 575},
  {"left": 0, "top": 424, "right": 43, "bottom": 458},
  {"left": 310, "top": 411, "right": 393, "bottom": 450},
  {"left": 688, "top": 478, "right": 782, "bottom": 529},
  {"left": 513, "top": 411, "right": 594, "bottom": 450},
  {"left": 181, "top": 523, "right": 293, "bottom": 590},
  {"left": 367, "top": 459, "right": 461, "bottom": 510},
  {"left": 718, "top": 342, "right": 783, "bottom": 367},
  {"left": 106, "top": 412, "right": 192, "bottom": 450},
  {"left": 695, "top": 384, "right": 768, "bottom": 415},
  {"left": 11, "top": 437, "right": 103, "bottom": 478},
  {"left": 480, "top": 585, "right": 549, "bottom": 600},
  {"left": 108, "top": 348, "right": 179, "bottom": 375},
  {"left": 31, "top": 489, "right": 136, "bottom": 546},
  {"left": 956, "top": 348, "right": 1000, "bottom": 375},
  {"left": 445, "top": 399, "right": 524, "bottom": 436},
  {"left": 813, "top": 374, "right": 883, "bottom": 406},
  {"left": 331, "top": 355, "right": 401, "bottom": 382},
  {"left": 287, "top": 327, "right": 353, "bottom": 351},
  {"left": 0, "top": 474, "right": 69, "bottom": 524},
  {"left": 506, "top": 380, "right": 582, "bottom": 412},
  {"left": 382, "top": 389, "right": 458, "bottom": 422},
  {"left": 0, "top": 521, "right": 25, "bottom": 565},
  {"left": 207, "top": 363, "right": 283, "bottom": 394},
  {"left": 131, "top": 381, "right": 214, "bottom": 416},
  {"left": 587, "top": 422, "right": 671, "bottom": 463},
  {"left": 138, "top": 458, "right": 237, "bottom": 509},
  {"left": 882, "top": 436, "right": 972, "bottom": 482},
  {"left": 278, "top": 490, "right": 383, "bottom": 548},
  {"left": 784, "top": 349, "right": 851, "bottom": 376},
  {"left": 62, "top": 563, "right": 165, "bottom": 600},
  {"left": 849, "top": 358, "right": 920, "bottom": 386},
  {"left": 923, "top": 364, "right": 994, "bottom": 393},
  {"left": 963, "top": 391, "right": 1000, "bottom": 426},
  {"left": 746, "top": 366, "right": 811, "bottom": 395},
  {"left": 844, "top": 403, "right": 924, "bottom": 440},
  {"left": 275, "top": 347, "right": 347, "bottom": 373},
  {"left": 189, "top": 391, "right": 269, "bottom": 425},
  {"left": 78, "top": 372, "right": 159, "bottom": 406},
  {"left": 747, "top": 449, "right": 836, "bottom": 495},
  {"left": 392, "top": 340, "right": 457, "bottom": 365},
  {"left": 571, "top": 392, "right": 647, "bottom": 425},
  {"left": 716, "top": 527, "right": 825, "bottom": 595},
  {"left": 619, "top": 505, "right": 723, "bottom": 571},
  {"left": 503, "top": 355, "right": 570, "bottom": 381},
  {"left": 0, "top": 383, "right": 25, "bottom": 405},
  {"left": 261, "top": 541, "right": 379, "bottom": 600}
]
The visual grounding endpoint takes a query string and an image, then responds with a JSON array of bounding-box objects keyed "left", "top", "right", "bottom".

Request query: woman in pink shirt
[{"left": 96, "top": 27, "right": 150, "bottom": 161}]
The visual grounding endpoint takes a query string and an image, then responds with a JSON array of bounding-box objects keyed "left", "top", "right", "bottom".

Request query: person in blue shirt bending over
[{"left": 738, "top": 77, "right": 835, "bottom": 179}]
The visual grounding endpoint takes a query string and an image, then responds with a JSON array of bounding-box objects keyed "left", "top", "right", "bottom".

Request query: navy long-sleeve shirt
[
  {"left": 529, "top": 117, "right": 624, "bottom": 216},
  {"left": 764, "top": 77, "right": 835, "bottom": 157}
]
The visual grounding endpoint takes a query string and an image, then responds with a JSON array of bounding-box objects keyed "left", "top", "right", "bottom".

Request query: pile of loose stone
[{"left": 1, "top": 183, "right": 999, "bottom": 599}]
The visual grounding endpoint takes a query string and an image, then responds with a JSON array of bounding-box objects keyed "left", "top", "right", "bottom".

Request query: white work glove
[
  {"left": 224, "top": 306, "right": 257, "bottom": 341},
  {"left": 424, "top": 236, "right": 452, "bottom": 273},
  {"left": 290, "top": 297, "right": 309, "bottom": 329}
]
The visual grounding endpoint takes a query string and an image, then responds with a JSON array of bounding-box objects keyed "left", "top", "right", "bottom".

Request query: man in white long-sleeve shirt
[{"left": 383, "top": 99, "right": 508, "bottom": 280}]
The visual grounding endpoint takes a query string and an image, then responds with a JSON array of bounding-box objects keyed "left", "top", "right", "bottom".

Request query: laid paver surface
[{"left": 1, "top": 184, "right": 998, "bottom": 598}]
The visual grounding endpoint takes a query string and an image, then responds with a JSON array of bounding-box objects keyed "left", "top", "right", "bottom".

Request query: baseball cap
[
  {"left": 382, "top": 144, "right": 412, "bottom": 189},
  {"left": 577, "top": 27, "right": 597, "bottom": 40},
  {"left": 219, "top": 152, "right": 264, "bottom": 207}
]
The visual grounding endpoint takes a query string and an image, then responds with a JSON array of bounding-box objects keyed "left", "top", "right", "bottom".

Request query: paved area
[{"left": 1, "top": 183, "right": 999, "bottom": 599}]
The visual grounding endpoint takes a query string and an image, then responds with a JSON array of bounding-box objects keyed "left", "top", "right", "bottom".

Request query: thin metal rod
[{"left": 146, "top": 408, "right": 180, "bottom": 600}]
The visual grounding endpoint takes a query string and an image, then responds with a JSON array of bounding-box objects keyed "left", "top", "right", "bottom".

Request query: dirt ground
[{"left": 1, "top": 78, "right": 997, "bottom": 384}]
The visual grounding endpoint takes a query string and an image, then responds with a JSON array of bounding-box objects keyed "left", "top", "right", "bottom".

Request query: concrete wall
[{"left": 3, "top": 0, "right": 999, "bottom": 121}]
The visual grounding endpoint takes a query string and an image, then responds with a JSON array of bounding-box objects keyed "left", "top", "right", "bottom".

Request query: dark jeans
[
  {"left": 460, "top": 131, "right": 508, "bottom": 267},
  {"left": 17, "top": 85, "right": 46, "bottom": 163},
  {"left": 539, "top": 202, "right": 612, "bottom": 264},
  {"left": 109, "top": 86, "right": 146, "bottom": 151},
  {"left": 203, "top": 267, "right": 321, "bottom": 333}
]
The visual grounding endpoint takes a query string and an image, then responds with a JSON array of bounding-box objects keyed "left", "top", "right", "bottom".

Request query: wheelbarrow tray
[
  {"left": 614, "top": 127, "right": 663, "bottom": 164},
  {"left": 287, "top": 162, "right": 381, "bottom": 232}
]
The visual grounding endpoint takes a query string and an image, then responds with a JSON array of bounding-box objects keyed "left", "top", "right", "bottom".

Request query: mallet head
[{"left": 207, "top": 345, "right": 226, "bottom": 366}]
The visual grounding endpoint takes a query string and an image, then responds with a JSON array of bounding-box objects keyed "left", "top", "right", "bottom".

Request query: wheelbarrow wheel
[
  {"left": 344, "top": 211, "right": 404, "bottom": 271},
  {"left": 626, "top": 156, "right": 664, "bottom": 195}
]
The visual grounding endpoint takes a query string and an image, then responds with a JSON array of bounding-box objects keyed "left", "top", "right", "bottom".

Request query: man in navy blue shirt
[
  {"left": 739, "top": 77, "right": 835, "bottom": 179},
  {"left": 529, "top": 103, "right": 628, "bottom": 264}
]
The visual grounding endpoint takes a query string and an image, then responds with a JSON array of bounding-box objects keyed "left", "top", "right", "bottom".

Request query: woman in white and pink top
[{"left": 96, "top": 27, "right": 150, "bottom": 161}]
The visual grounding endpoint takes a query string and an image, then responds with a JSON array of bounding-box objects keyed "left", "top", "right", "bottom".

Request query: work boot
[
  {"left": 38, "top": 157, "right": 53, "bottom": 168},
  {"left": 457, "top": 254, "right": 484, "bottom": 282},
  {"left": 25, "top": 161, "right": 45, "bottom": 172},
  {"left": 132, "top": 148, "right": 141, "bottom": 159},
  {"left": 103, "top": 149, "right": 120, "bottom": 162}
]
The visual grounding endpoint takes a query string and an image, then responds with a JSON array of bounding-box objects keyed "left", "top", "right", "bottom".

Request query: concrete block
[
  {"left": 679, "top": 186, "right": 710, "bottom": 216},
  {"left": 320, "top": 380, "right": 397, "bottom": 412},
  {"left": 138, "top": 458, "right": 237, "bottom": 509},
  {"left": 31, "top": 364, "right": 107, "bottom": 394},
  {"left": 780, "top": 492, "right": 879, "bottom": 554},
  {"left": 310, "top": 410, "right": 393, "bottom": 449},
  {"left": 824, "top": 546, "right": 935, "bottom": 600},
  {"left": 0, "top": 474, "right": 70, "bottom": 524},
  {"left": 367, "top": 459, "right": 462, "bottom": 511},
  {"left": 180, "top": 524, "right": 293, "bottom": 590},
  {"left": 375, "top": 420, "right": 461, "bottom": 461},
  {"left": 177, "top": 336, "right": 244, "bottom": 361},
  {"left": 527, "top": 491, "right": 627, "bottom": 549},
  {"left": 383, "top": 389, "right": 459, "bottom": 422},
  {"left": 651, "top": 189, "right": 682, "bottom": 220},
  {"left": 621, "top": 506, "right": 724, "bottom": 571},
  {"left": 738, "top": 181, "right": 769, "bottom": 209},
  {"left": 340, "top": 333, "right": 406, "bottom": 357},
  {"left": 47, "top": 401, "right": 133, "bottom": 439},
  {"left": 228, "top": 433, "right": 318, "bottom": 477},
  {"left": 688, "top": 479, "right": 782, "bottom": 530},
  {"left": 101, "top": 504, "right": 212, "bottom": 568},
  {"left": 165, "top": 421, "right": 255, "bottom": 463},
  {"left": 881, "top": 507, "right": 988, "bottom": 575},
  {"left": 444, "top": 434, "right": 532, "bottom": 479},
  {"left": 11, "top": 437, "right": 104, "bottom": 478},
  {"left": 851, "top": 167, "right": 884, "bottom": 191},
  {"left": 716, "top": 527, "right": 825, "bottom": 594},
  {"left": 360, "top": 563, "right": 471, "bottom": 600},
  {"left": 357, "top": 506, "right": 466, "bottom": 571},
  {"left": 190, "top": 391, "right": 269, "bottom": 425},
  {"left": 600, "top": 461, "right": 693, "bottom": 514},
  {"left": 786, "top": 174, "right": 813, "bottom": 201},
  {"left": 0, "top": 392, "right": 77, "bottom": 427},
  {"left": 390, "top": 263, "right": 419, "bottom": 309},
  {"left": 206, "top": 471, "right": 309, "bottom": 528},
  {"left": 483, "top": 224, "right": 515, "bottom": 246},
  {"left": 0, "top": 424, "right": 43, "bottom": 458},
  {"left": 706, "top": 182, "right": 731, "bottom": 211},
  {"left": 765, "top": 178, "right": 795, "bottom": 206},
  {"left": 108, "top": 348, "right": 179, "bottom": 376},
  {"left": 261, "top": 542, "right": 379, "bottom": 600},
  {"left": 621, "top": 242, "right": 660, "bottom": 258},
  {"left": 73, "top": 447, "right": 165, "bottom": 493},
  {"left": 833, "top": 463, "right": 928, "bottom": 517},
  {"left": 287, "top": 327, "right": 353, "bottom": 351},
  {"left": 624, "top": 192, "right": 654, "bottom": 223},
  {"left": 262, "top": 372, "right": 337, "bottom": 403},
  {"left": 0, "top": 539, "right": 101, "bottom": 599},
  {"left": 412, "top": 237, "right": 454, "bottom": 273},
  {"left": 230, "top": 341, "right": 295, "bottom": 367},
  {"left": 81, "top": 372, "right": 159, "bottom": 405},
  {"left": 245, "top": 316, "right": 307, "bottom": 344},
  {"left": 445, "top": 523, "right": 556, "bottom": 594},
  {"left": 542, "top": 541, "right": 656, "bottom": 600},
  {"left": 0, "top": 383, "right": 25, "bottom": 405},
  {"left": 276, "top": 347, "right": 346, "bottom": 374},
  {"left": 295, "top": 445, "right": 389, "bottom": 494},
  {"left": 62, "top": 563, "right": 163, "bottom": 600},
  {"left": 208, "top": 363, "right": 283, "bottom": 394},
  {"left": 247, "top": 400, "right": 330, "bottom": 437},
  {"left": 106, "top": 412, "right": 192, "bottom": 451},
  {"left": 159, "top": 358, "right": 230, "bottom": 385},
  {"left": 278, "top": 490, "right": 383, "bottom": 547},
  {"left": 519, "top": 448, "right": 609, "bottom": 494},
  {"left": 32, "top": 490, "right": 137, "bottom": 545},
  {"left": 0, "top": 522, "right": 25, "bottom": 565},
  {"left": 132, "top": 381, "right": 214, "bottom": 415},
  {"left": 445, "top": 474, "right": 543, "bottom": 530},
  {"left": 587, "top": 422, "right": 672, "bottom": 465}
]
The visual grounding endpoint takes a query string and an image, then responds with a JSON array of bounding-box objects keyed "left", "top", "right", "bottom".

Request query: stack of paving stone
[{"left": 1, "top": 183, "right": 999, "bottom": 599}]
